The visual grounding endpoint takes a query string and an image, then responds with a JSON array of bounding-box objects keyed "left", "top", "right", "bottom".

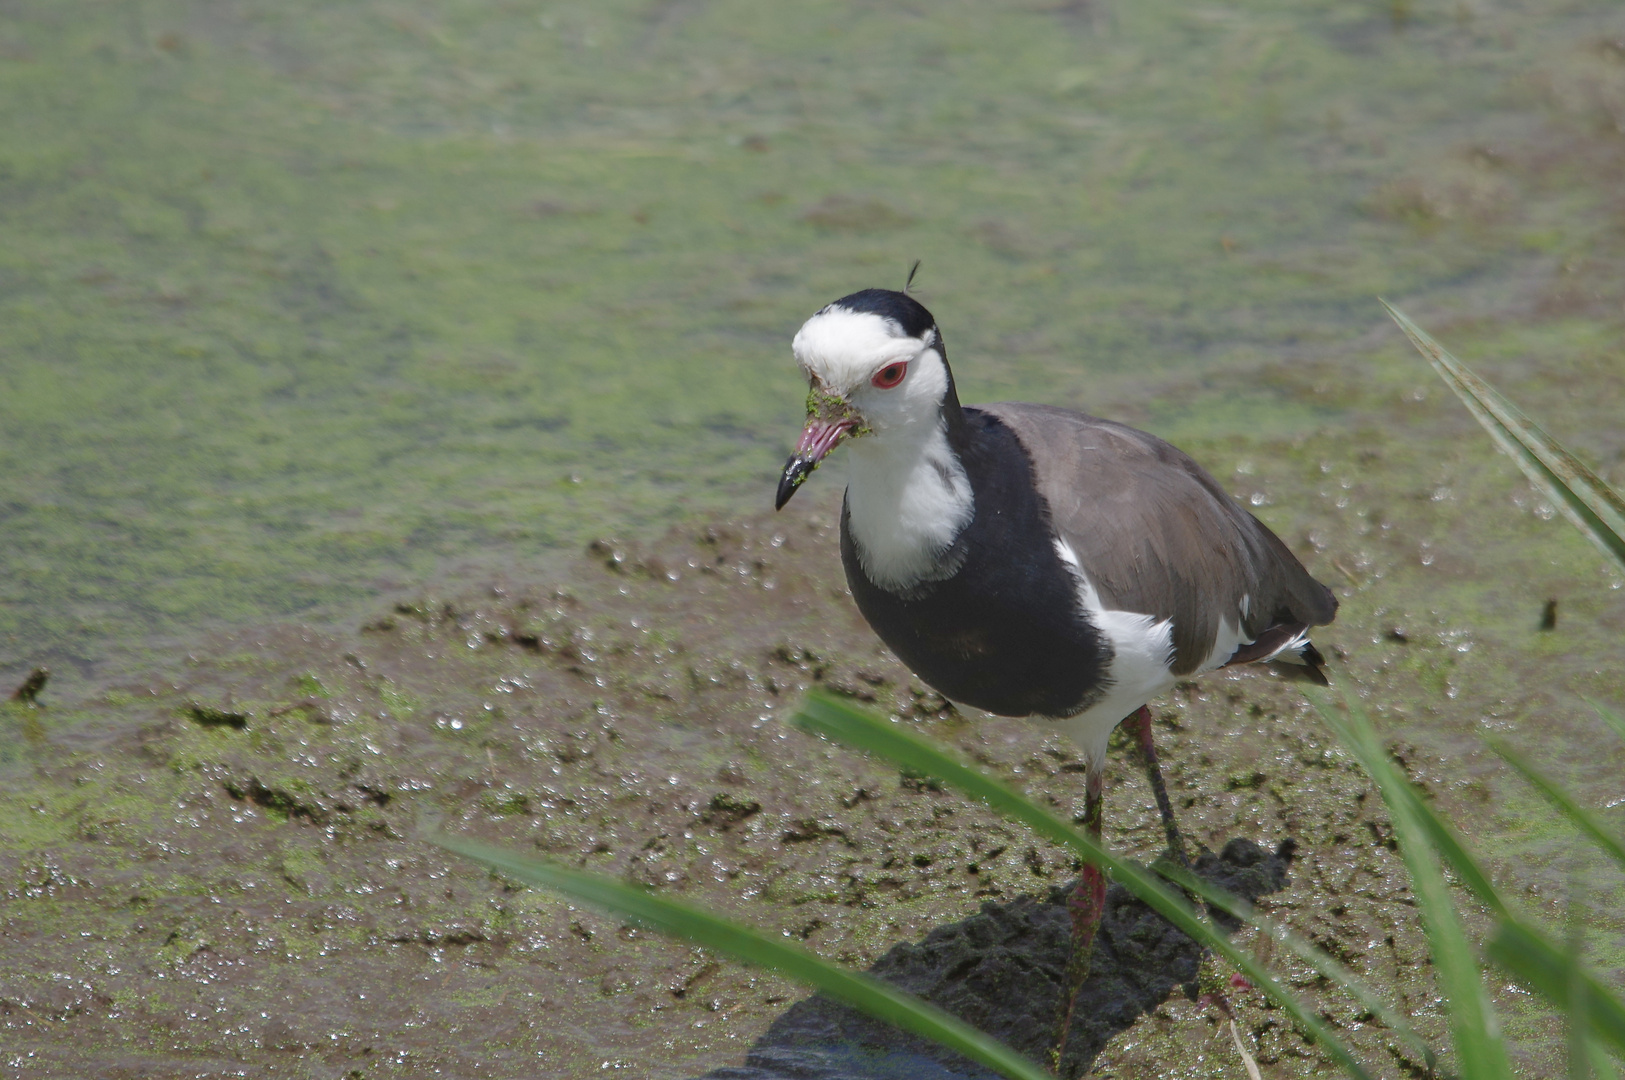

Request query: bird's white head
[{"left": 775, "top": 288, "right": 958, "bottom": 509}]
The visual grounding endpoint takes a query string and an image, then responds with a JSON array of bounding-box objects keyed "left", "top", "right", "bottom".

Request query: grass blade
[
  {"left": 793, "top": 690, "right": 1377, "bottom": 1080},
  {"left": 1586, "top": 698, "right": 1625, "bottom": 749},
  {"left": 1486, "top": 920, "right": 1625, "bottom": 1060},
  {"left": 1486, "top": 737, "right": 1625, "bottom": 872},
  {"left": 1158, "top": 863, "right": 1437, "bottom": 1072},
  {"left": 1306, "top": 691, "right": 1509, "bottom": 919},
  {"left": 1310, "top": 692, "right": 1625, "bottom": 1063},
  {"left": 1567, "top": 888, "right": 1589, "bottom": 1080},
  {"left": 1308, "top": 689, "right": 1515, "bottom": 1080},
  {"left": 1395, "top": 790, "right": 1509, "bottom": 918},
  {"left": 1591, "top": 1038, "right": 1623, "bottom": 1080},
  {"left": 425, "top": 829, "right": 1055, "bottom": 1080},
  {"left": 1382, "top": 301, "right": 1625, "bottom": 576}
]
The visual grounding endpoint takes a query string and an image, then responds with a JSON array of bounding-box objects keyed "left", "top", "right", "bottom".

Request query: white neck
[{"left": 845, "top": 416, "right": 973, "bottom": 592}]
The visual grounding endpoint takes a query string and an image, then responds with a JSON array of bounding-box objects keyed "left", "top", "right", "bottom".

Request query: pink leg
[
  {"left": 1068, "top": 765, "right": 1107, "bottom": 949},
  {"left": 1053, "top": 764, "right": 1106, "bottom": 1068}
]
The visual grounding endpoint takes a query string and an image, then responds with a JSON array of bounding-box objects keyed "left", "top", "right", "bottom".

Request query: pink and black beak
[{"left": 775, "top": 416, "right": 855, "bottom": 510}]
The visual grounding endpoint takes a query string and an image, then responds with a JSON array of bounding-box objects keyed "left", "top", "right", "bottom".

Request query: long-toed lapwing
[{"left": 774, "top": 284, "right": 1337, "bottom": 1057}]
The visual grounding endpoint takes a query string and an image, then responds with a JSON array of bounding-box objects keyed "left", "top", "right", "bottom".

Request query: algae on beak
[{"left": 774, "top": 385, "right": 865, "bottom": 510}]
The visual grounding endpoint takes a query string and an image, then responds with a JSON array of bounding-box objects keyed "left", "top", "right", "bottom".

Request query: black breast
[{"left": 840, "top": 409, "right": 1111, "bottom": 718}]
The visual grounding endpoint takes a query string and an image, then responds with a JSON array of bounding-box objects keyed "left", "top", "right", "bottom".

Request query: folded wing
[{"left": 977, "top": 403, "right": 1337, "bottom": 676}]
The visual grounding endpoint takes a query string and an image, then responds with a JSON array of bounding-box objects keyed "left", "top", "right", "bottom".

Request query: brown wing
[{"left": 977, "top": 403, "right": 1336, "bottom": 675}]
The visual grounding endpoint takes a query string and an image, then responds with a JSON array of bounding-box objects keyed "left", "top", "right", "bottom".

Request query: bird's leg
[
  {"left": 1051, "top": 763, "right": 1106, "bottom": 1074},
  {"left": 1132, "top": 704, "right": 1191, "bottom": 871},
  {"left": 1136, "top": 706, "right": 1243, "bottom": 1025}
]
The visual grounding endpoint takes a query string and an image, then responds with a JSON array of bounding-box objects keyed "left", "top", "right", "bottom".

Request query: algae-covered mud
[{"left": 3, "top": 1, "right": 1625, "bottom": 1077}]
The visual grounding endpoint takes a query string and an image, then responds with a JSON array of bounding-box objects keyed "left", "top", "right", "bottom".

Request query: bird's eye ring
[{"left": 871, "top": 362, "right": 908, "bottom": 389}]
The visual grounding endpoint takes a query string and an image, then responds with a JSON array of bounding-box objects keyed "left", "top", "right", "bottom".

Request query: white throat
[{"left": 845, "top": 417, "right": 973, "bottom": 593}]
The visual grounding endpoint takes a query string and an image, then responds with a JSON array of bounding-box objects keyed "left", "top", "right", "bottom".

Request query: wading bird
[{"left": 774, "top": 284, "right": 1337, "bottom": 1057}]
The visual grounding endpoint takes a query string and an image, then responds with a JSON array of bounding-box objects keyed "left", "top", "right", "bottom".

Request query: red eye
[{"left": 871, "top": 362, "right": 908, "bottom": 389}]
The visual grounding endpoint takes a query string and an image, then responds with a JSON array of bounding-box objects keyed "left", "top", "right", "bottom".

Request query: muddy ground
[{"left": 3, "top": 357, "right": 1624, "bottom": 1078}]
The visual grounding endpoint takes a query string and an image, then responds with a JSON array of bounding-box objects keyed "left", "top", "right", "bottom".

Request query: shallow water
[{"left": 3, "top": 0, "right": 1623, "bottom": 695}]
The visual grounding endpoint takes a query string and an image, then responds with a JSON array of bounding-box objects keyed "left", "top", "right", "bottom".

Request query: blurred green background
[{"left": 2, "top": 0, "right": 1622, "bottom": 688}]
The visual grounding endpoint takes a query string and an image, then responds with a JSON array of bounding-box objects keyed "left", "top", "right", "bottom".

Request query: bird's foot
[
  {"left": 1195, "top": 960, "right": 1263, "bottom": 1080},
  {"left": 1194, "top": 961, "right": 1252, "bottom": 1017}
]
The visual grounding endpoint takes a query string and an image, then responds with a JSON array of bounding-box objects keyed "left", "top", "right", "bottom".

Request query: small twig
[
  {"left": 1228, "top": 1018, "right": 1263, "bottom": 1080},
  {"left": 1203, "top": 971, "right": 1262, "bottom": 1080}
]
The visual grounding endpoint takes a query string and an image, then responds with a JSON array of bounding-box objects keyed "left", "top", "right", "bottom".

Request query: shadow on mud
[{"left": 699, "top": 838, "right": 1293, "bottom": 1080}]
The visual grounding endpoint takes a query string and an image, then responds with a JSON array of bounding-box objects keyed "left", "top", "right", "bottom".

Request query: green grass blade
[
  {"left": 1382, "top": 301, "right": 1625, "bottom": 576},
  {"left": 793, "top": 690, "right": 1377, "bottom": 1080},
  {"left": 1307, "top": 690, "right": 1509, "bottom": 919},
  {"left": 1158, "top": 863, "right": 1437, "bottom": 1072},
  {"left": 425, "top": 829, "right": 1055, "bottom": 1080},
  {"left": 1306, "top": 697, "right": 1625, "bottom": 1060},
  {"left": 1567, "top": 890, "right": 1590, "bottom": 1080},
  {"left": 1591, "top": 1038, "right": 1623, "bottom": 1080},
  {"left": 1412, "top": 813, "right": 1509, "bottom": 918},
  {"left": 1308, "top": 689, "right": 1515, "bottom": 1080},
  {"left": 1486, "top": 737, "right": 1625, "bottom": 872},
  {"left": 1486, "top": 920, "right": 1625, "bottom": 1060},
  {"left": 1586, "top": 698, "right": 1625, "bottom": 749}
]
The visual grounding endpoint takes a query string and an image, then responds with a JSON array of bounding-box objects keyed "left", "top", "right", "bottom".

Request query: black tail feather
[{"left": 1265, "top": 640, "right": 1330, "bottom": 686}]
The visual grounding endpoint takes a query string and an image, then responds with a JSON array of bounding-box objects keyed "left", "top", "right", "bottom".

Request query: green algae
[{"left": 4, "top": 0, "right": 1625, "bottom": 694}]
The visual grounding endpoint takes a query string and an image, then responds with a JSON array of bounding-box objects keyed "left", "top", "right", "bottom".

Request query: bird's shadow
[{"left": 696, "top": 837, "right": 1295, "bottom": 1080}]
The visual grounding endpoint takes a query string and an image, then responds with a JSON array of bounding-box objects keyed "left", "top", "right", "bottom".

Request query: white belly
[{"left": 1047, "top": 538, "right": 1246, "bottom": 770}]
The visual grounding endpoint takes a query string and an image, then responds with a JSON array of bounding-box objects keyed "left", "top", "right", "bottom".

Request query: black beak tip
[{"left": 775, "top": 456, "right": 814, "bottom": 511}]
